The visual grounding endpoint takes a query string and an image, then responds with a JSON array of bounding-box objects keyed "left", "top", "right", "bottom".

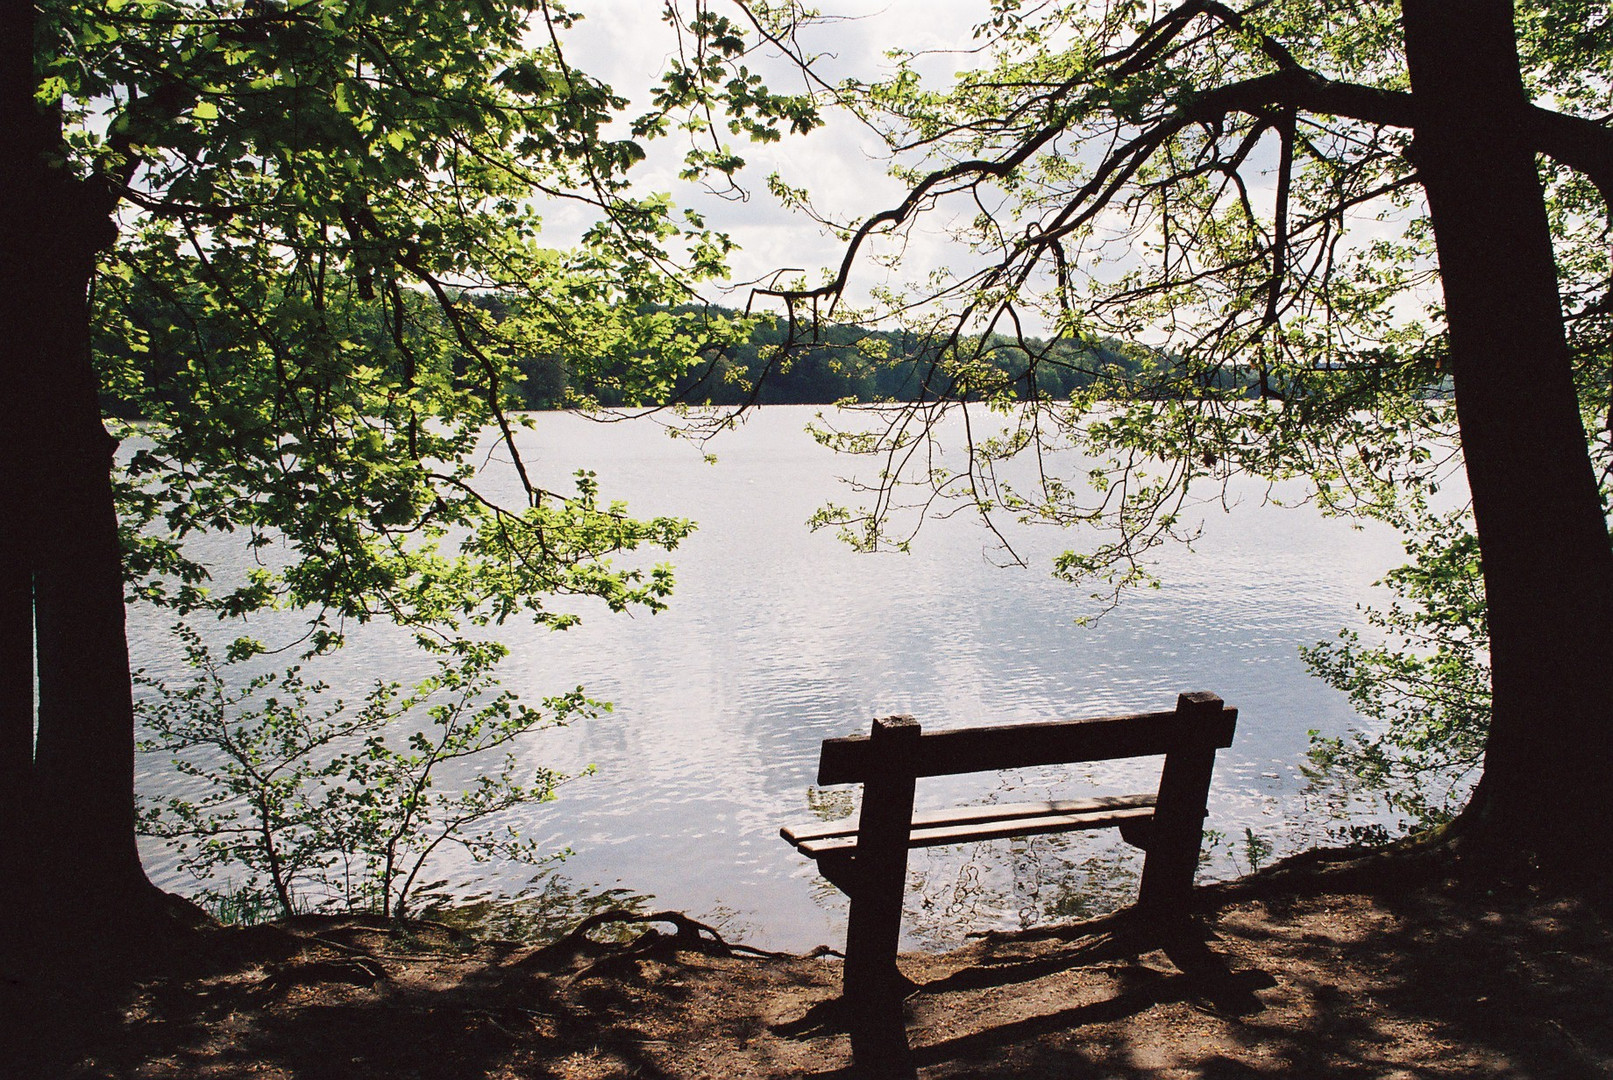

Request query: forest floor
[{"left": 14, "top": 850, "right": 1613, "bottom": 1079}]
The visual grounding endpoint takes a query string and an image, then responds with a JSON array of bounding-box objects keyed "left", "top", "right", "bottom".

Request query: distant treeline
[
  {"left": 513, "top": 304, "right": 1160, "bottom": 409},
  {"left": 96, "top": 278, "right": 1228, "bottom": 417}
]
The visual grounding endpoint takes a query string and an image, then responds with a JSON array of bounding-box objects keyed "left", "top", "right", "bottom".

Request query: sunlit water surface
[{"left": 132, "top": 406, "right": 1409, "bottom": 951}]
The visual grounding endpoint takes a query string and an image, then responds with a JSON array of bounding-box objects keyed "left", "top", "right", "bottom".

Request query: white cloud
[{"left": 538, "top": 2, "right": 995, "bottom": 314}]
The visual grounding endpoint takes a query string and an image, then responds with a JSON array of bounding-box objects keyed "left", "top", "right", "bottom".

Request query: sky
[
  {"left": 550, "top": 3, "right": 1435, "bottom": 349},
  {"left": 547, "top": 1, "right": 997, "bottom": 315}
]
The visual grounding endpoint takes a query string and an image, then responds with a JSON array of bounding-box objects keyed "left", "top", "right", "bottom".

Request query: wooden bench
[{"left": 780, "top": 691, "right": 1236, "bottom": 1063}]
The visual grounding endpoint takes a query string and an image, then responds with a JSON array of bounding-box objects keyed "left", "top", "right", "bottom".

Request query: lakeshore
[{"left": 24, "top": 853, "right": 1613, "bottom": 1079}]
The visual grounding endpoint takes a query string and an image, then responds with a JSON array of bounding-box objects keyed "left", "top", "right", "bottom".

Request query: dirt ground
[{"left": 14, "top": 855, "right": 1613, "bottom": 1079}]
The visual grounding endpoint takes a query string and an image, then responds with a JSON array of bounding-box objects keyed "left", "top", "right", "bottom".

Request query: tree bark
[
  {"left": 0, "top": 410, "right": 34, "bottom": 949},
  {"left": 1404, "top": 0, "right": 1613, "bottom": 862},
  {"left": 1, "top": 0, "right": 162, "bottom": 943}
]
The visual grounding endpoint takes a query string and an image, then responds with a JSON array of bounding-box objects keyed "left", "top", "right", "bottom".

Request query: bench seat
[{"left": 780, "top": 793, "right": 1157, "bottom": 856}]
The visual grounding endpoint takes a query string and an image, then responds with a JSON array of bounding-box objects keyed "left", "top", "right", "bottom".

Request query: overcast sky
[{"left": 549, "top": 1, "right": 996, "bottom": 313}]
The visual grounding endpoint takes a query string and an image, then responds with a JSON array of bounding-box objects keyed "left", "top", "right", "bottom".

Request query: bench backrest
[
  {"left": 809, "top": 692, "right": 1239, "bottom": 1041},
  {"left": 816, "top": 691, "right": 1237, "bottom": 785}
]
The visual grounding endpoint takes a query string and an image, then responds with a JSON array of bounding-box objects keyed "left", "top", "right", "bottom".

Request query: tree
[
  {"left": 1, "top": 0, "right": 816, "bottom": 950},
  {"left": 766, "top": 0, "right": 1613, "bottom": 866}
]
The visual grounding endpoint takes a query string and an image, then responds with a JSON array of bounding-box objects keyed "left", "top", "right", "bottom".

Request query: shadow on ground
[{"left": 8, "top": 871, "right": 1612, "bottom": 1078}]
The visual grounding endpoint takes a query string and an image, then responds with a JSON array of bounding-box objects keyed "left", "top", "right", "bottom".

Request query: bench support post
[
  {"left": 843, "top": 715, "right": 920, "bottom": 1074},
  {"left": 1139, "top": 692, "right": 1224, "bottom": 914}
]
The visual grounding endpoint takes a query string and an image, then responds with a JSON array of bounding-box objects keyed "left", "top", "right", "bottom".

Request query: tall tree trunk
[
  {"left": 1404, "top": 0, "right": 1613, "bottom": 863},
  {"left": 25, "top": 256, "right": 156, "bottom": 929},
  {"left": 0, "top": 413, "right": 34, "bottom": 950},
  {"left": 1, "top": 0, "right": 163, "bottom": 945},
  {"left": 0, "top": 0, "right": 44, "bottom": 950}
]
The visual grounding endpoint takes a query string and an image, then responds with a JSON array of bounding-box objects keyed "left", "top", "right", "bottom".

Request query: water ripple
[{"left": 133, "top": 406, "right": 1413, "bottom": 951}]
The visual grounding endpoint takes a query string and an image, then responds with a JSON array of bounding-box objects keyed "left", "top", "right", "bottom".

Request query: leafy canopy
[
  {"left": 761, "top": 0, "right": 1608, "bottom": 605},
  {"left": 44, "top": 0, "right": 822, "bottom": 909},
  {"left": 47, "top": 0, "right": 821, "bottom": 647},
  {"left": 748, "top": 0, "right": 1613, "bottom": 830}
]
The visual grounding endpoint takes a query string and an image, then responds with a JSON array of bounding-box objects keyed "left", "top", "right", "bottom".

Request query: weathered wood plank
[
  {"left": 842, "top": 716, "right": 921, "bottom": 1070},
  {"left": 817, "top": 704, "right": 1237, "bottom": 785},
  {"left": 1138, "top": 692, "right": 1226, "bottom": 911},
  {"left": 798, "top": 805, "right": 1157, "bottom": 856},
  {"left": 780, "top": 793, "right": 1158, "bottom": 847}
]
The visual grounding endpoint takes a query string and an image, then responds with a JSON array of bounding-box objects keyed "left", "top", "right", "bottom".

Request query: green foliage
[
  {"left": 1302, "top": 510, "right": 1491, "bottom": 830},
  {"left": 138, "top": 628, "right": 592, "bottom": 918},
  {"left": 761, "top": 0, "right": 1608, "bottom": 608},
  {"left": 50, "top": 0, "right": 826, "bottom": 907},
  {"left": 1239, "top": 828, "right": 1274, "bottom": 873},
  {"left": 47, "top": 0, "right": 826, "bottom": 641},
  {"left": 72, "top": 2, "right": 730, "bottom": 634},
  {"left": 199, "top": 881, "right": 287, "bottom": 926},
  {"left": 499, "top": 306, "right": 1150, "bottom": 410}
]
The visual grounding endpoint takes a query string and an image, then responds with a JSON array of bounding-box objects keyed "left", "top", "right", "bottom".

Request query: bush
[
  {"left": 1302, "top": 510, "right": 1490, "bottom": 832},
  {"left": 138, "top": 628, "right": 597, "bottom": 919}
]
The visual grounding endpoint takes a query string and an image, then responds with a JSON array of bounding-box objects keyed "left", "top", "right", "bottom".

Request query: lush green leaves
[
  {"left": 1302, "top": 511, "right": 1490, "bottom": 829},
  {"left": 137, "top": 630, "right": 590, "bottom": 917},
  {"left": 773, "top": 0, "right": 1607, "bottom": 604},
  {"left": 62, "top": 0, "right": 816, "bottom": 643},
  {"left": 54, "top": 0, "right": 819, "bottom": 901}
]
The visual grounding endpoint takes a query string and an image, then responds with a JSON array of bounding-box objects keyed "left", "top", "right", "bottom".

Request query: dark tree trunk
[
  {"left": 1404, "top": 0, "right": 1613, "bottom": 863},
  {"left": 0, "top": 412, "right": 34, "bottom": 950},
  {"left": 24, "top": 227, "right": 157, "bottom": 927},
  {"left": 1, "top": 0, "right": 163, "bottom": 946},
  {"left": 0, "top": 0, "right": 44, "bottom": 953}
]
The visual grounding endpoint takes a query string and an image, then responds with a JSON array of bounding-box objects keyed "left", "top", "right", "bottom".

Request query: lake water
[{"left": 131, "top": 405, "right": 1409, "bottom": 951}]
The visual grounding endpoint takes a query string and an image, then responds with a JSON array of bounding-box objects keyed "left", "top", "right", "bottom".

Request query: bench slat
[
  {"left": 817, "top": 705, "right": 1237, "bottom": 785},
  {"left": 780, "top": 793, "right": 1156, "bottom": 847},
  {"left": 795, "top": 804, "right": 1157, "bottom": 856}
]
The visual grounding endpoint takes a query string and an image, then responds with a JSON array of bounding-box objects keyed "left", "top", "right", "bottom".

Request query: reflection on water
[
  {"left": 132, "top": 406, "right": 1409, "bottom": 951},
  {"left": 904, "top": 835, "right": 1145, "bottom": 951}
]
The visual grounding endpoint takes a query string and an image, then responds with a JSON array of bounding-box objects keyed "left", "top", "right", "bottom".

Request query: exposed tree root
[{"left": 508, "top": 907, "right": 835, "bottom": 993}]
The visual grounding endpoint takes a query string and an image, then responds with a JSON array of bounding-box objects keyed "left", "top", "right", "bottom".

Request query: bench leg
[
  {"left": 1139, "top": 693, "right": 1224, "bottom": 914},
  {"left": 843, "top": 859, "right": 910, "bottom": 1002},
  {"left": 842, "top": 716, "right": 920, "bottom": 1075},
  {"left": 845, "top": 873, "right": 916, "bottom": 1078}
]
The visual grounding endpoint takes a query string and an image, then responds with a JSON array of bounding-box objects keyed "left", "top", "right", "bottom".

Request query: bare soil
[{"left": 13, "top": 856, "right": 1613, "bottom": 1079}]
